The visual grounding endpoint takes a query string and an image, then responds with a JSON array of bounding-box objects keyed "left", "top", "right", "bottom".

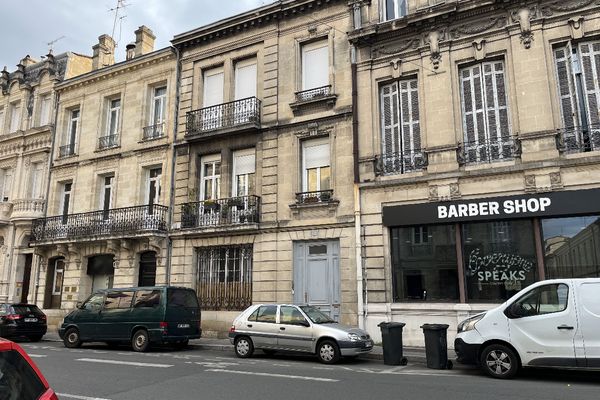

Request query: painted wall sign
[{"left": 382, "top": 188, "right": 600, "bottom": 226}]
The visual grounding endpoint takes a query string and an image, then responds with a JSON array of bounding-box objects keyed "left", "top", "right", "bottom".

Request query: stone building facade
[
  {"left": 0, "top": 52, "right": 91, "bottom": 304},
  {"left": 349, "top": 0, "right": 600, "bottom": 344},
  {"left": 170, "top": 0, "right": 357, "bottom": 335},
  {"left": 30, "top": 27, "right": 178, "bottom": 327}
]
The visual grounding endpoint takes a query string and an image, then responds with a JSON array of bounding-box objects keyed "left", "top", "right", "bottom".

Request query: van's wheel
[
  {"left": 480, "top": 344, "right": 519, "bottom": 379},
  {"left": 63, "top": 328, "right": 82, "bottom": 349},
  {"left": 234, "top": 336, "right": 254, "bottom": 358},
  {"left": 132, "top": 329, "right": 150, "bottom": 352},
  {"left": 317, "top": 340, "right": 340, "bottom": 364}
]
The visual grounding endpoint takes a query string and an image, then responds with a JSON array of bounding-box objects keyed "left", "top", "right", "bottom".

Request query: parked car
[
  {"left": 58, "top": 286, "right": 201, "bottom": 352},
  {"left": 455, "top": 278, "right": 600, "bottom": 379},
  {"left": 0, "top": 338, "right": 58, "bottom": 400},
  {"left": 229, "top": 304, "right": 373, "bottom": 364},
  {"left": 0, "top": 303, "right": 47, "bottom": 342}
]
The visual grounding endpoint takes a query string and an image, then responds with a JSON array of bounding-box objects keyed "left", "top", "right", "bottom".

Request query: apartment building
[
  {"left": 170, "top": 0, "right": 357, "bottom": 334},
  {"left": 350, "top": 0, "right": 600, "bottom": 344},
  {"left": 30, "top": 27, "right": 177, "bottom": 325},
  {"left": 0, "top": 52, "right": 91, "bottom": 304}
]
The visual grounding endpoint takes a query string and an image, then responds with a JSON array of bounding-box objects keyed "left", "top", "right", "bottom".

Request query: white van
[{"left": 455, "top": 278, "right": 600, "bottom": 379}]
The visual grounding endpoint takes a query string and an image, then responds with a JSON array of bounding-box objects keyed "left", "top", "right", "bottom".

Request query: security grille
[{"left": 196, "top": 245, "right": 253, "bottom": 311}]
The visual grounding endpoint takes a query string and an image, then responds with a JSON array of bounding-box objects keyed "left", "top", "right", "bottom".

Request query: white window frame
[
  {"left": 147, "top": 167, "right": 162, "bottom": 205},
  {"left": 150, "top": 86, "right": 167, "bottom": 126},
  {"left": 381, "top": 0, "right": 408, "bottom": 22},
  {"left": 0, "top": 168, "right": 13, "bottom": 202},
  {"left": 39, "top": 94, "right": 52, "bottom": 126},
  {"left": 66, "top": 108, "right": 80, "bottom": 146},
  {"left": 106, "top": 98, "right": 121, "bottom": 137},
  {"left": 301, "top": 40, "right": 329, "bottom": 91},
  {"left": 28, "top": 162, "right": 44, "bottom": 199},
  {"left": 301, "top": 137, "right": 331, "bottom": 192},
  {"left": 9, "top": 102, "right": 21, "bottom": 133},
  {"left": 52, "top": 259, "right": 65, "bottom": 296},
  {"left": 99, "top": 175, "right": 114, "bottom": 211},
  {"left": 234, "top": 58, "right": 258, "bottom": 100},
  {"left": 232, "top": 148, "right": 256, "bottom": 197},
  {"left": 203, "top": 67, "right": 225, "bottom": 107},
  {"left": 59, "top": 181, "right": 72, "bottom": 217},
  {"left": 200, "top": 154, "right": 221, "bottom": 201}
]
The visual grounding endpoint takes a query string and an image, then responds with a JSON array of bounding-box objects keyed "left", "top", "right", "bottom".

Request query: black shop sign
[{"left": 382, "top": 188, "right": 600, "bottom": 226}]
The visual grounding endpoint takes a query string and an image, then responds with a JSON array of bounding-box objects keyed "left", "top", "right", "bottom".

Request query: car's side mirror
[
  {"left": 506, "top": 303, "right": 525, "bottom": 319},
  {"left": 76, "top": 301, "right": 83, "bottom": 309},
  {"left": 297, "top": 320, "right": 310, "bottom": 327}
]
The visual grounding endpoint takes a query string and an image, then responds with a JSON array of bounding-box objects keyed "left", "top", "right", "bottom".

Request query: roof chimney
[
  {"left": 20, "top": 55, "right": 38, "bottom": 67},
  {"left": 126, "top": 43, "right": 136, "bottom": 60},
  {"left": 92, "top": 34, "right": 116, "bottom": 70},
  {"left": 134, "top": 26, "right": 155, "bottom": 57}
]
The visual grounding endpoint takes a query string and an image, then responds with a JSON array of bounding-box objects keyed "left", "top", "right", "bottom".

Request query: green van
[{"left": 58, "top": 286, "right": 201, "bottom": 352}]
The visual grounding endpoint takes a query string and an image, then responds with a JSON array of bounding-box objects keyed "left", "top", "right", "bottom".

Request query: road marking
[
  {"left": 205, "top": 369, "right": 339, "bottom": 382},
  {"left": 57, "top": 393, "right": 112, "bottom": 400},
  {"left": 76, "top": 358, "right": 173, "bottom": 368},
  {"left": 27, "top": 354, "right": 47, "bottom": 358}
]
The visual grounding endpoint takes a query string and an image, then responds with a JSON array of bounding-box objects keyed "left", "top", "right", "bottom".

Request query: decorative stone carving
[
  {"left": 512, "top": 7, "right": 535, "bottom": 49},
  {"left": 374, "top": 39, "right": 420, "bottom": 57},
  {"left": 450, "top": 183, "right": 461, "bottom": 200},
  {"left": 550, "top": 172, "right": 563, "bottom": 189},
  {"left": 540, "top": 0, "right": 599, "bottom": 16},
  {"left": 67, "top": 244, "right": 81, "bottom": 270},
  {"left": 428, "top": 185, "right": 439, "bottom": 202},
  {"left": 449, "top": 17, "right": 507, "bottom": 39},
  {"left": 390, "top": 58, "right": 402, "bottom": 79},
  {"left": 472, "top": 39, "right": 487, "bottom": 61},
  {"left": 425, "top": 30, "right": 444, "bottom": 70},
  {"left": 568, "top": 16, "right": 585, "bottom": 39},
  {"left": 525, "top": 175, "right": 537, "bottom": 193}
]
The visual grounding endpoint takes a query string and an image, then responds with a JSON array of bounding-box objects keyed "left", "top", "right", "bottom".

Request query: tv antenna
[
  {"left": 108, "top": 0, "right": 130, "bottom": 45},
  {"left": 47, "top": 36, "right": 66, "bottom": 54}
]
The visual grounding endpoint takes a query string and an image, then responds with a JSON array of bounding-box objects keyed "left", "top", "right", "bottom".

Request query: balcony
[
  {"left": 290, "top": 85, "right": 337, "bottom": 114},
  {"left": 185, "top": 97, "right": 261, "bottom": 139},
  {"left": 31, "top": 204, "right": 168, "bottom": 244},
  {"left": 458, "top": 136, "right": 520, "bottom": 165},
  {"left": 180, "top": 196, "right": 260, "bottom": 230},
  {"left": 295, "top": 190, "right": 334, "bottom": 204},
  {"left": 98, "top": 134, "right": 120, "bottom": 150},
  {"left": 375, "top": 149, "right": 428, "bottom": 176},
  {"left": 143, "top": 122, "right": 165, "bottom": 140},
  {"left": 59, "top": 143, "right": 76, "bottom": 158},
  {"left": 557, "top": 125, "right": 600, "bottom": 154},
  {"left": 10, "top": 199, "right": 45, "bottom": 221}
]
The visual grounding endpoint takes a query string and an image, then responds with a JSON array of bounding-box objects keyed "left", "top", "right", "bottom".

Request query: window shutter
[
  {"left": 578, "top": 41, "right": 600, "bottom": 146},
  {"left": 235, "top": 60, "right": 257, "bottom": 100},
  {"left": 460, "top": 65, "right": 486, "bottom": 145},
  {"left": 203, "top": 68, "right": 225, "bottom": 107},
  {"left": 399, "top": 79, "right": 421, "bottom": 152},
  {"left": 304, "top": 140, "right": 330, "bottom": 169},
  {"left": 380, "top": 82, "right": 400, "bottom": 166},
  {"left": 482, "top": 61, "right": 510, "bottom": 142},
  {"left": 555, "top": 45, "right": 579, "bottom": 130},
  {"left": 233, "top": 151, "right": 256, "bottom": 175},
  {"left": 3, "top": 169, "right": 13, "bottom": 201},
  {"left": 302, "top": 42, "right": 329, "bottom": 90}
]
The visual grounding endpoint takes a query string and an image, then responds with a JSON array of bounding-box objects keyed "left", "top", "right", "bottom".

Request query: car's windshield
[{"left": 299, "top": 306, "right": 335, "bottom": 324}]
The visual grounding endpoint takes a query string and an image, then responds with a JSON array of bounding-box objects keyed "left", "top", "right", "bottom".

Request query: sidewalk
[{"left": 43, "top": 332, "right": 458, "bottom": 365}]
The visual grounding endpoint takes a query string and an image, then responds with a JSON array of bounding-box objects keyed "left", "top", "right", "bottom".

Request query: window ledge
[
  {"left": 289, "top": 94, "right": 337, "bottom": 114},
  {"left": 94, "top": 145, "right": 121, "bottom": 153},
  {"left": 289, "top": 199, "right": 339, "bottom": 216}
]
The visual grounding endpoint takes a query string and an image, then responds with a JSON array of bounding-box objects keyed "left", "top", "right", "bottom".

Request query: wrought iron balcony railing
[
  {"left": 458, "top": 136, "right": 520, "bottom": 165},
  {"left": 295, "top": 85, "right": 332, "bottom": 102},
  {"left": 98, "top": 134, "right": 120, "bottom": 149},
  {"left": 59, "top": 143, "right": 76, "bottom": 158},
  {"left": 375, "top": 149, "right": 428, "bottom": 175},
  {"left": 186, "top": 97, "right": 261, "bottom": 136},
  {"left": 181, "top": 195, "right": 260, "bottom": 229},
  {"left": 143, "top": 122, "right": 165, "bottom": 140},
  {"left": 295, "top": 190, "right": 334, "bottom": 205},
  {"left": 557, "top": 125, "right": 600, "bottom": 154},
  {"left": 31, "top": 204, "right": 168, "bottom": 243}
]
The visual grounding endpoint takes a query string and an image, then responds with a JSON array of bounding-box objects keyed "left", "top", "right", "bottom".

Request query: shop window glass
[
  {"left": 463, "top": 220, "right": 537, "bottom": 302},
  {"left": 542, "top": 216, "right": 600, "bottom": 278},
  {"left": 391, "top": 225, "right": 459, "bottom": 301}
]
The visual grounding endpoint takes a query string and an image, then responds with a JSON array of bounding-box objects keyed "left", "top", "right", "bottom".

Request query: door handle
[
  {"left": 247, "top": 324, "right": 253, "bottom": 328},
  {"left": 280, "top": 327, "right": 286, "bottom": 331},
  {"left": 557, "top": 325, "right": 574, "bottom": 330}
]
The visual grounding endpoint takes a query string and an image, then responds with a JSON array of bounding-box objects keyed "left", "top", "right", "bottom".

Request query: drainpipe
[
  {"left": 351, "top": 45, "right": 365, "bottom": 330},
  {"left": 165, "top": 45, "right": 182, "bottom": 285}
]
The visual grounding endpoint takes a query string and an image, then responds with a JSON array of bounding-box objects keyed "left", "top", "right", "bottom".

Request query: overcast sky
[{"left": 0, "top": 0, "right": 270, "bottom": 70}]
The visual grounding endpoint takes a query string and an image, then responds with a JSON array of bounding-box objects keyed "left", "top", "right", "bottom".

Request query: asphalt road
[{"left": 17, "top": 340, "right": 600, "bottom": 400}]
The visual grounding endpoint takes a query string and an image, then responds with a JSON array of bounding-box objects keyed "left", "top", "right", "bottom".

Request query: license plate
[
  {"left": 177, "top": 324, "right": 190, "bottom": 329},
  {"left": 24, "top": 318, "right": 38, "bottom": 323}
]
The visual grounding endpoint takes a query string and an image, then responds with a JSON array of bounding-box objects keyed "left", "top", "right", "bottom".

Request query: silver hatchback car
[{"left": 229, "top": 304, "right": 373, "bottom": 364}]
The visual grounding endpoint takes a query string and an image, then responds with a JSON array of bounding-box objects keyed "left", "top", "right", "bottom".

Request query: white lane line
[
  {"left": 76, "top": 358, "right": 173, "bottom": 368},
  {"left": 205, "top": 369, "right": 339, "bottom": 382},
  {"left": 57, "top": 393, "right": 112, "bottom": 400},
  {"left": 27, "top": 354, "right": 48, "bottom": 358}
]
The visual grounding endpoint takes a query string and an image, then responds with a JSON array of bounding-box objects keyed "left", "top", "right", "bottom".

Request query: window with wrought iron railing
[{"left": 196, "top": 245, "right": 253, "bottom": 311}]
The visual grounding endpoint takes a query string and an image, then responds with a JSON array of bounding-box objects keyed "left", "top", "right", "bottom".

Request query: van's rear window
[
  {"left": 133, "top": 290, "right": 162, "bottom": 308},
  {"left": 168, "top": 289, "right": 199, "bottom": 308}
]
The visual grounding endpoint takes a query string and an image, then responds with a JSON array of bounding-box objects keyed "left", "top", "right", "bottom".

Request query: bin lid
[
  {"left": 420, "top": 323, "right": 449, "bottom": 330},
  {"left": 378, "top": 322, "right": 406, "bottom": 328}
]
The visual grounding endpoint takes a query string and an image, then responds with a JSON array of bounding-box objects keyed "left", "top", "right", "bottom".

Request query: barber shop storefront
[{"left": 369, "top": 189, "right": 600, "bottom": 345}]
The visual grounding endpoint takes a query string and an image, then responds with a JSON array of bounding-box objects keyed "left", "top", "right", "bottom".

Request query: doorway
[
  {"left": 293, "top": 240, "right": 340, "bottom": 321},
  {"left": 44, "top": 258, "right": 65, "bottom": 309},
  {"left": 87, "top": 255, "right": 115, "bottom": 293},
  {"left": 138, "top": 251, "right": 157, "bottom": 287},
  {"left": 20, "top": 254, "right": 33, "bottom": 303}
]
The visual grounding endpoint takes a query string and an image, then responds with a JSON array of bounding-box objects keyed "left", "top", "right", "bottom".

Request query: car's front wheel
[
  {"left": 63, "top": 328, "right": 82, "bottom": 349},
  {"left": 480, "top": 344, "right": 519, "bottom": 379},
  {"left": 317, "top": 340, "right": 340, "bottom": 364},
  {"left": 234, "top": 336, "right": 254, "bottom": 358}
]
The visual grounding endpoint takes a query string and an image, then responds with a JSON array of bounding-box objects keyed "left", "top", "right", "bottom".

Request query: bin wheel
[
  {"left": 480, "top": 344, "right": 519, "bottom": 379},
  {"left": 400, "top": 357, "right": 408, "bottom": 366},
  {"left": 446, "top": 360, "right": 453, "bottom": 370}
]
